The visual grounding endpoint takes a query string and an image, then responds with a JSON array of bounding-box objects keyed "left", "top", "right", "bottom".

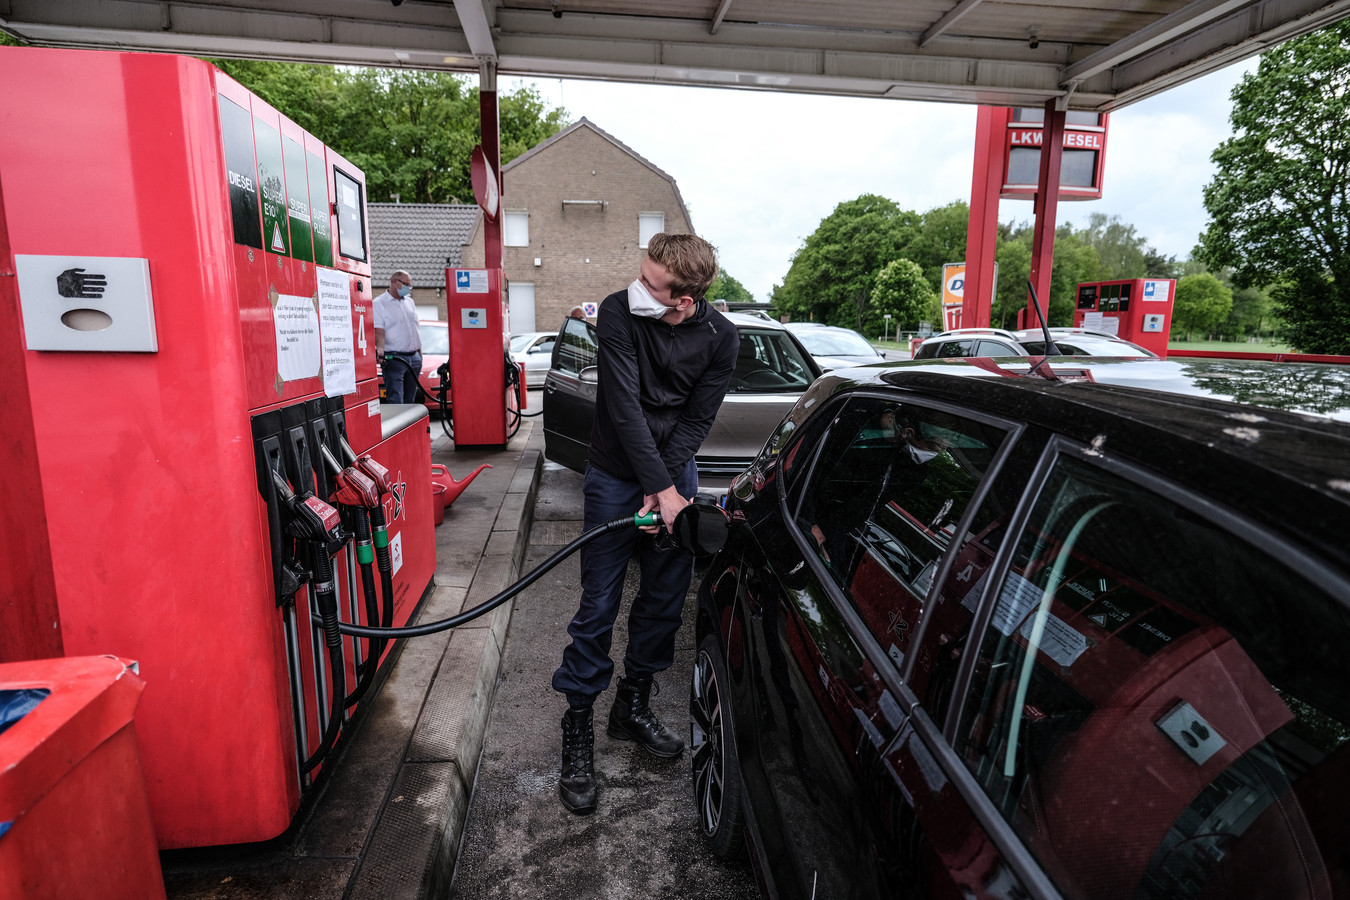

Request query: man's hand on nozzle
[{"left": 641, "top": 486, "right": 690, "bottom": 535}]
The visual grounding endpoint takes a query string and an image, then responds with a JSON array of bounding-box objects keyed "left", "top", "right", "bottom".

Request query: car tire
[{"left": 690, "top": 632, "right": 748, "bottom": 860}]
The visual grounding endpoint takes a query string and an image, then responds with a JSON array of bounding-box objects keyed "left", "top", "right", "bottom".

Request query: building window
[
  {"left": 638, "top": 212, "right": 665, "bottom": 248},
  {"left": 504, "top": 210, "right": 529, "bottom": 247}
]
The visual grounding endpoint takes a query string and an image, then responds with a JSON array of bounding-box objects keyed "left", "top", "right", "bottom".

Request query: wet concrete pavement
[{"left": 448, "top": 461, "right": 758, "bottom": 899}]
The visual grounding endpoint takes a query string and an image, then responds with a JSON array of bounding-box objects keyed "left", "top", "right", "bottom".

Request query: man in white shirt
[{"left": 373, "top": 270, "right": 423, "bottom": 404}]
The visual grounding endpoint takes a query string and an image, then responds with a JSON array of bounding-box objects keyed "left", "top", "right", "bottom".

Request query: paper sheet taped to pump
[{"left": 273, "top": 291, "right": 321, "bottom": 381}]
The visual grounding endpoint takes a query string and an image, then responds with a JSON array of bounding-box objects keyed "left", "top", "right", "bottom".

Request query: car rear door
[
  {"left": 741, "top": 392, "right": 1023, "bottom": 896},
  {"left": 542, "top": 317, "right": 598, "bottom": 473}
]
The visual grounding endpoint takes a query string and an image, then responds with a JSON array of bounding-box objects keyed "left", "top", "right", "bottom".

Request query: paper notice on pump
[
  {"left": 989, "top": 571, "right": 1044, "bottom": 636},
  {"left": 1019, "top": 612, "right": 1088, "bottom": 667},
  {"left": 273, "top": 292, "right": 321, "bottom": 381},
  {"left": 316, "top": 267, "right": 357, "bottom": 396}
]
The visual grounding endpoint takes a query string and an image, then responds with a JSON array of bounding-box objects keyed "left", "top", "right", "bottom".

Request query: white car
[
  {"left": 509, "top": 332, "right": 558, "bottom": 385},
  {"left": 784, "top": 322, "right": 889, "bottom": 371}
]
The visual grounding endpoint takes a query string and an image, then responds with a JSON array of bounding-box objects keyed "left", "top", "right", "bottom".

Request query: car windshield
[
  {"left": 419, "top": 324, "right": 449, "bottom": 355},
  {"left": 730, "top": 329, "right": 817, "bottom": 393},
  {"left": 509, "top": 334, "right": 535, "bottom": 352},
  {"left": 1020, "top": 335, "right": 1154, "bottom": 357},
  {"left": 797, "top": 329, "right": 878, "bottom": 357}
]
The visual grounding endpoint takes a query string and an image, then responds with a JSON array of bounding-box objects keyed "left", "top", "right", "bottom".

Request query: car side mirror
[{"left": 580, "top": 366, "right": 599, "bottom": 384}]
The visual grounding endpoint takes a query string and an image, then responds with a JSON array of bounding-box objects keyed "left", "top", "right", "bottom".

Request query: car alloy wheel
[{"left": 690, "top": 634, "right": 747, "bottom": 859}]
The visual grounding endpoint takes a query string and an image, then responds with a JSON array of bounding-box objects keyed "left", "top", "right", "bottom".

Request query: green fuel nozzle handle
[{"left": 634, "top": 511, "right": 662, "bottom": 528}]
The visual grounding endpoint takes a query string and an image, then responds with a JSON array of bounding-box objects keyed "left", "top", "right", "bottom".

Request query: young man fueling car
[{"left": 551, "top": 233, "right": 738, "bottom": 814}]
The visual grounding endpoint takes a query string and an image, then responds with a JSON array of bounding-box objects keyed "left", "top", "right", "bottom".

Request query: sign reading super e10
[{"left": 1001, "top": 107, "right": 1110, "bottom": 201}]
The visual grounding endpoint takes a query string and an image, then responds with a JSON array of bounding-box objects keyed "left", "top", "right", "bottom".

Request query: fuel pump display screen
[
  {"left": 218, "top": 97, "right": 263, "bottom": 250},
  {"left": 334, "top": 168, "right": 366, "bottom": 262},
  {"left": 283, "top": 136, "right": 313, "bottom": 263},
  {"left": 1077, "top": 284, "right": 1098, "bottom": 310}
]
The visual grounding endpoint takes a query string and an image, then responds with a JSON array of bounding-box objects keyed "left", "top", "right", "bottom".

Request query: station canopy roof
[{"left": 3, "top": 0, "right": 1348, "bottom": 111}]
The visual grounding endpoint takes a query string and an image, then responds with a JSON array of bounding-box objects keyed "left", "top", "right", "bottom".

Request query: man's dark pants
[
  {"left": 552, "top": 459, "right": 698, "bottom": 705},
  {"left": 382, "top": 352, "right": 422, "bottom": 404}
]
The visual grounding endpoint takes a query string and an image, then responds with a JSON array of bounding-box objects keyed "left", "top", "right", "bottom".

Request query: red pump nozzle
[
  {"left": 355, "top": 454, "right": 392, "bottom": 494},
  {"left": 334, "top": 467, "right": 380, "bottom": 509}
]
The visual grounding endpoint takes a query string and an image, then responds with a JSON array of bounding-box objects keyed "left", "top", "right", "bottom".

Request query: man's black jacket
[{"left": 588, "top": 288, "right": 738, "bottom": 495}]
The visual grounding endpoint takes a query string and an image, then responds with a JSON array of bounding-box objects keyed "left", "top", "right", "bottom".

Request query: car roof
[
  {"left": 797, "top": 357, "right": 1350, "bottom": 563},
  {"left": 724, "top": 311, "right": 788, "bottom": 331}
]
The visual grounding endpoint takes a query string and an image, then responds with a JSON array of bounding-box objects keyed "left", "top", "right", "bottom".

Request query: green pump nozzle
[{"left": 634, "top": 510, "right": 662, "bottom": 528}]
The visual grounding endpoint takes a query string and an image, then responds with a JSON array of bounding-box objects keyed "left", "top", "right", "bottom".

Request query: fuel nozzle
[
  {"left": 271, "top": 469, "right": 344, "bottom": 544},
  {"left": 630, "top": 498, "right": 730, "bottom": 557}
]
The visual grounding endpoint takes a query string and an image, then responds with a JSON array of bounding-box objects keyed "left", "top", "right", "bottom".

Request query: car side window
[
  {"left": 936, "top": 339, "right": 975, "bottom": 358},
  {"left": 534, "top": 335, "right": 556, "bottom": 353},
  {"left": 956, "top": 454, "right": 1350, "bottom": 900},
  {"left": 552, "top": 317, "right": 596, "bottom": 375},
  {"left": 792, "top": 398, "right": 1008, "bottom": 670},
  {"left": 976, "top": 340, "right": 1017, "bottom": 356}
]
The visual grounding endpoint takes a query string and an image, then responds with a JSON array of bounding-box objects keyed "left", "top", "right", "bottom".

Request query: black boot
[
  {"left": 607, "top": 674, "right": 684, "bottom": 758},
  {"left": 559, "top": 706, "right": 597, "bottom": 814}
]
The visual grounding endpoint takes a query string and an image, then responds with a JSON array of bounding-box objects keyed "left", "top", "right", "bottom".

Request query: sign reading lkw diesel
[{"left": 1008, "top": 130, "right": 1103, "bottom": 149}]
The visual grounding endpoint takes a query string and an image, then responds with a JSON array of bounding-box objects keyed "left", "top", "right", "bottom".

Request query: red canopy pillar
[
  {"left": 479, "top": 60, "right": 503, "bottom": 270},
  {"left": 963, "top": 106, "right": 1006, "bottom": 330},
  {"left": 1026, "top": 99, "right": 1066, "bottom": 326}
]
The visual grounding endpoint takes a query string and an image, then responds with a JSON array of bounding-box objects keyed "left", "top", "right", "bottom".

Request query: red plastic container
[
  {"left": 432, "top": 482, "right": 447, "bottom": 526},
  {"left": 0, "top": 656, "right": 163, "bottom": 900}
]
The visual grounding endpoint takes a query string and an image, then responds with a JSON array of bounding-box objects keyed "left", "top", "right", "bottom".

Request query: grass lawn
[{"left": 1168, "top": 338, "right": 1291, "bottom": 353}]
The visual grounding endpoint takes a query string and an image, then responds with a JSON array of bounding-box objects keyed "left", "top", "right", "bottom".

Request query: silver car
[
  {"left": 509, "top": 332, "right": 559, "bottom": 385},
  {"left": 784, "top": 322, "right": 889, "bottom": 371},
  {"left": 542, "top": 312, "right": 821, "bottom": 490}
]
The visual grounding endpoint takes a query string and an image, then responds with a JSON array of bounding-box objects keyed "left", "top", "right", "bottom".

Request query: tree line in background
[
  {"left": 774, "top": 20, "right": 1348, "bottom": 353},
  {"left": 209, "top": 59, "right": 570, "bottom": 206}
]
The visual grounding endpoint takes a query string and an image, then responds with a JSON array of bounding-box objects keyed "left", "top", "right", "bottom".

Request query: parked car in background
[
  {"left": 543, "top": 311, "right": 822, "bottom": 491},
  {"left": 509, "top": 332, "right": 558, "bottom": 386},
  {"left": 914, "top": 326, "right": 1156, "bottom": 359},
  {"left": 416, "top": 319, "right": 450, "bottom": 410},
  {"left": 785, "top": 322, "right": 888, "bottom": 371},
  {"left": 690, "top": 355, "right": 1350, "bottom": 899}
]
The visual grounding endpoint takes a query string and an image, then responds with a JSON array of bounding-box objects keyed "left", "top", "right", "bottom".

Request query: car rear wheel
[{"left": 690, "top": 633, "right": 747, "bottom": 859}]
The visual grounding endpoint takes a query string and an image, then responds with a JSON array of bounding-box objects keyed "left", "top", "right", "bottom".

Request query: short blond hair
[{"left": 646, "top": 233, "right": 718, "bottom": 302}]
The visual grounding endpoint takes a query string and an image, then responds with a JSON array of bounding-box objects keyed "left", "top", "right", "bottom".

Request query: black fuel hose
[
  {"left": 343, "top": 508, "right": 383, "bottom": 708},
  {"left": 335, "top": 512, "right": 660, "bottom": 640},
  {"left": 302, "top": 546, "right": 347, "bottom": 775}
]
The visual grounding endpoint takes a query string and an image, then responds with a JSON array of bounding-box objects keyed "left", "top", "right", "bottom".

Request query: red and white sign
[{"left": 1008, "top": 130, "right": 1103, "bottom": 149}]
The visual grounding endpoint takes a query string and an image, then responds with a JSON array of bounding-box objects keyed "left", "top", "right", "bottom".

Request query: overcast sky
[{"left": 520, "top": 60, "right": 1254, "bottom": 302}]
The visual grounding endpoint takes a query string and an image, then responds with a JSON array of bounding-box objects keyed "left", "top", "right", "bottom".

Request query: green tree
[
  {"left": 1199, "top": 21, "right": 1350, "bottom": 353},
  {"left": 989, "top": 223, "right": 1099, "bottom": 328},
  {"left": 707, "top": 270, "right": 754, "bottom": 304},
  {"left": 871, "top": 258, "right": 938, "bottom": 334},
  {"left": 772, "top": 194, "right": 920, "bottom": 326},
  {"left": 992, "top": 234, "right": 1033, "bottom": 328},
  {"left": 899, "top": 200, "right": 969, "bottom": 290},
  {"left": 210, "top": 61, "right": 568, "bottom": 204},
  {"left": 1173, "top": 272, "right": 1234, "bottom": 340}
]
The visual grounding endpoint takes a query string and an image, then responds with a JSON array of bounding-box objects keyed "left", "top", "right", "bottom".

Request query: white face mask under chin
[
  {"left": 907, "top": 444, "right": 941, "bottom": 465},
  {"left": 628, "top": 279, "right": 672, "bottom": 319}
]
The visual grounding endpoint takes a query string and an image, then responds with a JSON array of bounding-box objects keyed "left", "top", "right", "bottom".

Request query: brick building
[{"left": 459, "top": 118, "right": 694, "bottom": 333}]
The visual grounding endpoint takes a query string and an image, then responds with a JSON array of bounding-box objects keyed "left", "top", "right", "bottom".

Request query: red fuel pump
[
  {"left": 0, "top": 48, "right": 435, "bottom": 847},
  {"left": 1073, "top": 278, "right": 1176, "bottom": 358},
  {"left": 445, "top": 267, "right": 517, "bottom": 446}
]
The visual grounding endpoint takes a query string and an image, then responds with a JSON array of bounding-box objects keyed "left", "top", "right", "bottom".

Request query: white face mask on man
[{"left": 627, "top": 278, "right": 672, "bottom": 319}]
